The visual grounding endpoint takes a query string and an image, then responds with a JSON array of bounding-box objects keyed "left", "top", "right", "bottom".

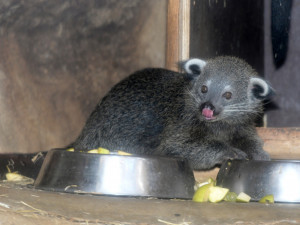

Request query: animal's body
[{"left": 71, "top": 56, "right": 273, "bottom": 170}]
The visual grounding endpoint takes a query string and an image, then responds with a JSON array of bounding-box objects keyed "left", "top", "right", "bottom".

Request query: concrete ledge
[{"left": 0, "top": 181, "right": 300, "bottom": 225}]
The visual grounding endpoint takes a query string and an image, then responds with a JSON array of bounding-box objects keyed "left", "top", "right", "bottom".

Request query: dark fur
[{"left": 71, "top": 56, "right": 272, "bottom": 170}]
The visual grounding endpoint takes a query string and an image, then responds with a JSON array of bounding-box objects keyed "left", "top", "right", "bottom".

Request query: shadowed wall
[{"left": 0, "top": 0, "right": 167, "bottom": 153}]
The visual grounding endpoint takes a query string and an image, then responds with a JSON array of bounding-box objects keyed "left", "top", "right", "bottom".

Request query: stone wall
[{"left": 0, "top": 0, "right": 167, "bottom": 153}]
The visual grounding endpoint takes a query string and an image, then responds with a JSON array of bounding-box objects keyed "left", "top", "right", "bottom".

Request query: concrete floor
[{"left": 0, "top": 181, "right": 299, "bottom": 225}]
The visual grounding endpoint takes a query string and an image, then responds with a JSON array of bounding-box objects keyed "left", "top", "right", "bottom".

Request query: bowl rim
[
  {"left": 224, "top": 159, "right": 300, "bottom": 164},
  {"left": 49, "top": 148, "right": 188, "bottom": 162}
]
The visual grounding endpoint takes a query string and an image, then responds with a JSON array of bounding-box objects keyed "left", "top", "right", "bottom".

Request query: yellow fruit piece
[
  {"left": 66, "top": 148, "right": 74, "bottom": 152},
  {"left": 117, "top": 150, "right": 132, "bottom": 156},
  {"left": 87, "top": 149, "right": 99, "bottom": 153},
  {"left": 6, "top": 173, "right": 27, "bottom": 181},
  {"left": 224, "top": 191, "right": 238, "bottom": 202},
  {"left": 97, "top": 147, "right": 110, "bottom": 154},
  {"left": 207, "top": 177, "right": 216, "bottom": 186},
  {"left": 193, "top": 182, "right": 214, "bottom": 202},
  {"left": 259, "top": 194, "right": 274, "bottom": 204},
  {"left": 236, "top": 192, "right": 251, "bottom": 203},
  {"left": 208, "top": 186, "right": 229, "bottom": 203},
  {"left": 194, "top": 177, "right": 216, "bottom": 190},
  {"left": 87, "top": 147, "right": 110, "bottom": 154}
]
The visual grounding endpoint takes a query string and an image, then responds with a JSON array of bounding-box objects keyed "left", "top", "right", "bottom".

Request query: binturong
[{"left": 70, "top": 56, "right": 274, "bottom": 170}]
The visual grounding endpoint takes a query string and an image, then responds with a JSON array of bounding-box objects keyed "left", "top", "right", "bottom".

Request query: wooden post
[{"left": 166, "top": 0, "right": 190, "bottom": 71}]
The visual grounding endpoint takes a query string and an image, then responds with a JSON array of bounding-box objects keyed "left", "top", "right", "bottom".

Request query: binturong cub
[{"left": 71, "top": 56, "right": 274, "bottom": 170}]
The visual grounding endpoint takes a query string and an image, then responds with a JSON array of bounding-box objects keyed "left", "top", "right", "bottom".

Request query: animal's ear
[
  {"left": 182, "top": 58, "right": 206, "bottom": 75},
  {"left": 249, "top": 77, "right": 274, "bottom": 100}
]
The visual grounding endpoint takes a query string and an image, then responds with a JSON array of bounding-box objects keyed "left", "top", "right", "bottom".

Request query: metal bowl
[
  {"left": 217, "top": 159, "right": 300, "bottom": 203},
  {"left": 34, "top": 149, "right": 195, "bottom": 199}
]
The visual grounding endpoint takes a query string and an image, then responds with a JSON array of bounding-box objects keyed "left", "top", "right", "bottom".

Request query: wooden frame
[{"left": 166, "top": 0, "right": 190, "bottom": 71}]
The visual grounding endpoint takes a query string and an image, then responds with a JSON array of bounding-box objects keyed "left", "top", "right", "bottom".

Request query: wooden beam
[
  {"left": 257, "top": 127, "right": 300, "bottom": 159},
  {"left": 178, "top": 0, "right": 190, "bottom": 62},
  {"left": 166, "top": 0, "right": 190, "bottom": 71},
  {"left": 166, "top": 0, "right": 180, "bottom": 71}
]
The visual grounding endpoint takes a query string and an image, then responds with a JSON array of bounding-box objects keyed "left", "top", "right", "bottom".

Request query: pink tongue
[{"left": 202, "top": 108, "right": 214, "bottom": 119}]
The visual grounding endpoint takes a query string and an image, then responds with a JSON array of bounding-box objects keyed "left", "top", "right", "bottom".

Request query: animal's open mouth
[{"left": 202, "top": 108, "right": 216, "bottom": 120}]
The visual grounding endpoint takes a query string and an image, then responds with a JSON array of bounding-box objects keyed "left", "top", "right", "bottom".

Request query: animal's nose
[{"left": 200, "top": 102, "right": 215, "bottom": 111}]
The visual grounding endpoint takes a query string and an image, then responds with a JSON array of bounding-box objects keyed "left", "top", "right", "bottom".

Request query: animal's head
[{"left": 183, "top": 56, "right": 274, "bottom": 123}]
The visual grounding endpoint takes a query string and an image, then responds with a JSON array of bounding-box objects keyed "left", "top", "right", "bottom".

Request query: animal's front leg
[
  {"left": 233, "top": 135, "right": 270, "bottom": 161},
  {"left": 159, "top": 138, "right": 248, "bottom": 170}
]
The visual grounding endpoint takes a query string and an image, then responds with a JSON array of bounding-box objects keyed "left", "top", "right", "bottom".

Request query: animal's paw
[
  {"left": 248, "top": 150, "right": 270, "bottom": 161},
  {"left": 212, "top": 148, "right": 248, "bottom": 167},
  {"left": 224, "top": 148, "right": 249, "bottom": 161}
]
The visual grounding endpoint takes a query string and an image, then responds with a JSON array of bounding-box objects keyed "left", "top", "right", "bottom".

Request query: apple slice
[
  {"left": 224, "top": 191, "right": 238, "bottom": 202},
  {"left": 208, "top": 186, "right": 229, "bottom": 203},
  {"left": 259, "top": 194, "right": 274, "bottom": 204},
  {"left": 193, "top": 182, "right": 214, "bottom": 202},
  {"left": 236, "top": 192, "right": 251, "bottom": 203}
]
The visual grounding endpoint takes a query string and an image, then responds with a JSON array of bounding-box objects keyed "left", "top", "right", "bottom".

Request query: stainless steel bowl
[
  {"left": 217, "top": 159, "right": 300, "bottom": 203},
  {"left": 34, "top": 149, "right": 195, "bottom": 199}
]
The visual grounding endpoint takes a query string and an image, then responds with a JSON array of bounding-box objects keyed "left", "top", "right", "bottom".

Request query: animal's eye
[
  {"left": 223, "top": 92, "right": 232, "bottom": 100},
  {"left": 201, "top": 85, "right": 208, "bottom": 93}
]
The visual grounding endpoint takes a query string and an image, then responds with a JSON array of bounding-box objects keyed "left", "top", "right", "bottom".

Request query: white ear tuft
[
  {"left": 184, "top": 58, "right": 206, "bottom": 75},
  {"left": 250, "top": 77, "right": 270, "bottom": 98}
]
